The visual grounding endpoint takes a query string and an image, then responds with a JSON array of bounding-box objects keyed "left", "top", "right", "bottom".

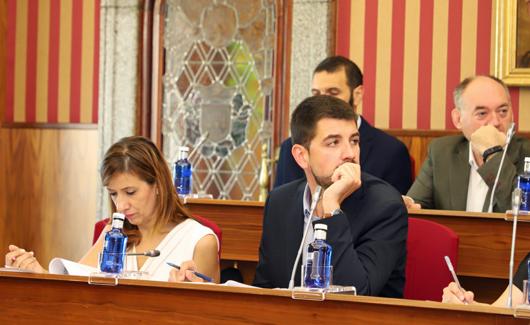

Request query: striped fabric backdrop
[
  {"left": 4, "top": 0, "right": 100, "bottom": 125},
  {"left": 337, "top": 0, "right": 530, "bottom": 132}
]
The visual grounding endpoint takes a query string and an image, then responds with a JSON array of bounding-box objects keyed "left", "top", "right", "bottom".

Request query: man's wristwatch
[
  {"left": 323, "top": 208, "right": 343, "bottom": 219},
  {"left": 482, "top": 145, "right": 503, "bottom": 162}
]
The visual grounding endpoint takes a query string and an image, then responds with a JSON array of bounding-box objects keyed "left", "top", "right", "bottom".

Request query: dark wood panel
[
  {"left": 0, "top": 272, "right": 524, "bottom": 324},
  {"left": 0, "top": 128, "right": 98, "bottom": 266},
  {"left": 185, "top": 199, "right": 263, "bottom": 261}
]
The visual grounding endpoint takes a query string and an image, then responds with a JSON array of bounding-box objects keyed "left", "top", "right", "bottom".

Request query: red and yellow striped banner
[
  {"left": 5, "top": 0, "right": 100, "bottom": 125},
  {"left": 337, "top": 0, "right": 530, "bottom": 132}
]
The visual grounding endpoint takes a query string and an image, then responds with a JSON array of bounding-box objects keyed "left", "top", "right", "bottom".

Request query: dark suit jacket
[
  {"left": 407, "top": 135, "right": 530, "bottom": 212},
  {"left": 253, "top": 173, "right": 408, "bottom": 297},
  {"left": 274, "top": 116, "right": 412, "bottom": 194}
]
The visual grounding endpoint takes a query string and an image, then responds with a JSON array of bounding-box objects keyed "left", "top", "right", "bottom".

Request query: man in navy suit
[
  {"left": 275, "top": 56, "right": 412, "bottom": 194},
  {"left": 254, "top": 95, "right": 407, "bottom": 296}
]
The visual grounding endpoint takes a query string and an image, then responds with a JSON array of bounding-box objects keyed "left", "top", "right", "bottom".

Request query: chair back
[
  {"left": 93, "top": 219, "right": 108, "bottom": 244},
  {"left": 192, "top": 214, "right": 222, "bottom": 258},
  {"left": 92, "top": 215, "right": 222, "bottom": 258},
  {"left": 404, "top": 217, "right": 459, "bottom": 301}
]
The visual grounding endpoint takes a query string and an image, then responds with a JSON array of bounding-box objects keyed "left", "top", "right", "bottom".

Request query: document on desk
[{"left": 48, "top": 258, "right": 98, "bottom": 276}]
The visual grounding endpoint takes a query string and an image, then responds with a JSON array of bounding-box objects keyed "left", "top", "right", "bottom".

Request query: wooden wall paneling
[
  {"left": 0, "top": 128, "right": 98, "bottom": 267},
  {"left": 1, "top": 130, "right": 43, "bottom": 254},
  {"left": 0, "top": 0, "right": 6, "bottom": 122},
  {"left": 0, "top": 130, "right": 7, "bottom": 247}
]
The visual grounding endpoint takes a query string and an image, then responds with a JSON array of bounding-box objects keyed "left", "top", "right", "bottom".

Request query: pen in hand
[
  {"left": 166, "top": 262, "right": 213, "bottom": 283},
  {"left": 444, "top": 256, "right": 468, "bottom": 304}
]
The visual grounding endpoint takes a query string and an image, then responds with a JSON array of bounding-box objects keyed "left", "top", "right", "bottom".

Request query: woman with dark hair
[{"left": 5, "top": 136, "right": 219, "bottom": 283}]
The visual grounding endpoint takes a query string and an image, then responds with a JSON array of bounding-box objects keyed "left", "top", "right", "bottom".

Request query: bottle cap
[
  {"left": 314, "top": 223, "right": 328, "bottom": 240},
  {"left": 112, "top": 212, "right": 125, "bottom": 229},
  {"left": 178, "top": 146, "right": 189, "bottom": 160}
]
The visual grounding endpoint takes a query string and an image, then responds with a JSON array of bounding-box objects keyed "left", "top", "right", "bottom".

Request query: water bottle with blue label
[
  {"left": 173, "top": 146, "right": 192, "bottom": 195},
  {"left": 304, "top": 223, "right": 333, "bottom": 288},
  {"left": 519, "top": 157, "right": 530, "bottom": 212},
  {"left": 100, "top": 213, "right": 128, "bottom": 273}
]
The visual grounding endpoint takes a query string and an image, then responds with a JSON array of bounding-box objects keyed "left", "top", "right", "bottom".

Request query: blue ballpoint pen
[{"left": 166, "top": 262, "right": 213, "bottom": 282}]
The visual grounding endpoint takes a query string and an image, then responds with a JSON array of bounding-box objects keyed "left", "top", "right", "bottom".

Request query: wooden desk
[
  {"left": 185, "top": 199, "right": 530, "bottom": 280},
  {"left": 186, "top": 199, "right": 264, "bottom": 262},
  {"left": 0, "top": 272, "right": 525, "bottom": 324}
]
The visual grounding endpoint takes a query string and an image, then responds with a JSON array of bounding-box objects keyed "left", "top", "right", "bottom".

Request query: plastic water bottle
[
  {"left": 100, "top": 213, "right": 128, "bottom": 273},
  {"left": 518, "top": 157, "right": 530, "bottom": 211},
  {"left": 304, "top": 223, "right": 333, "bottom": 288},
  {"left": 173, "top": 146, "right": 192, "bottom": 195}
]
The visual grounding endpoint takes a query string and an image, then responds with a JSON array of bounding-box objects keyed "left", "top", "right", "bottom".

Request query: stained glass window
[{"left": 162, "top": 0, "right": 276, "bottom": 200}]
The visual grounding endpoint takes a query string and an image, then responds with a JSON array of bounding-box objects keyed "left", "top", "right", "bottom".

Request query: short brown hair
[
  {"left": 100, "top": 136, "right": 190, "bottom": 247},
  {"left": 291, "top": 95, "right": 356, "bottom": 149}
]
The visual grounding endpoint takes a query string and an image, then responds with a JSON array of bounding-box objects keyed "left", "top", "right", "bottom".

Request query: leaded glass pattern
[{"left": 162, "top": 0, "right": 276, "bottom": 200}]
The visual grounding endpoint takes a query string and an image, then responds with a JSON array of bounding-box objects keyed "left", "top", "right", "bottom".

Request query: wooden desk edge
[
  {"left": 409, "top": 209, "right": 507, "bottom": 220},
  {"left": 184, "top": 199, "right": 515, "bottom": 221},
  {"left": 184, "top": 198, "right": 265, "bottom": 207},
  {"left": 0, "top": 271, "right": 516, "bottom": 317}
]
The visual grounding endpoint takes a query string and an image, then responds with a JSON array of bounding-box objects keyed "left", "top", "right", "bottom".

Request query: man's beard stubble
[
  {"left": 312, "top": 171, "right": 333, "bottom": 189},
  {"left": 309, "top": 158, "right": 357, "bottom": 189},
  {"left": 310, "top": 154, "right": 358, "bottom": 190}
]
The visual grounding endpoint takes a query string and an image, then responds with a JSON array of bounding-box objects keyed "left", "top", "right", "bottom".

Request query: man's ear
[
  {"left": 291, "top": 143, "right": 309, "bottom": 169},
  {"left": 352, "top": 85, "right": 364, "bottom": 107},
  {"left": 451, "top": 108, "right": 462, "bottom": 130}
]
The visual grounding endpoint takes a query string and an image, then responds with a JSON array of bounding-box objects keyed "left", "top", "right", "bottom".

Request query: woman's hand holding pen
[
  {"left": 442, "top": 282, "right": 475, "bottom": 304},
  {"left": 168, "top": 260, "right": 206, "bottom": 283}
]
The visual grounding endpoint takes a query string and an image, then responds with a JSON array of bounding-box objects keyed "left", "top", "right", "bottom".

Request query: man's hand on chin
[
  {"left": 470, "top": 125, "right": 506, "bottom": 158},
  {"left": 322, "top": 162, "right": 361, "bottom": 213}
]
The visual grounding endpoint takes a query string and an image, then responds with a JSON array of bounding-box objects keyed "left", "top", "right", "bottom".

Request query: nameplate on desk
[
  {"left": 514, "top": 305, "right": 530, "bottom": 319},
  {"left": 291, "top": 285, "right": 357, "bottom": 301},
  {"left": 505, "top": 210, "right": 530, "bottom": 222}
]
